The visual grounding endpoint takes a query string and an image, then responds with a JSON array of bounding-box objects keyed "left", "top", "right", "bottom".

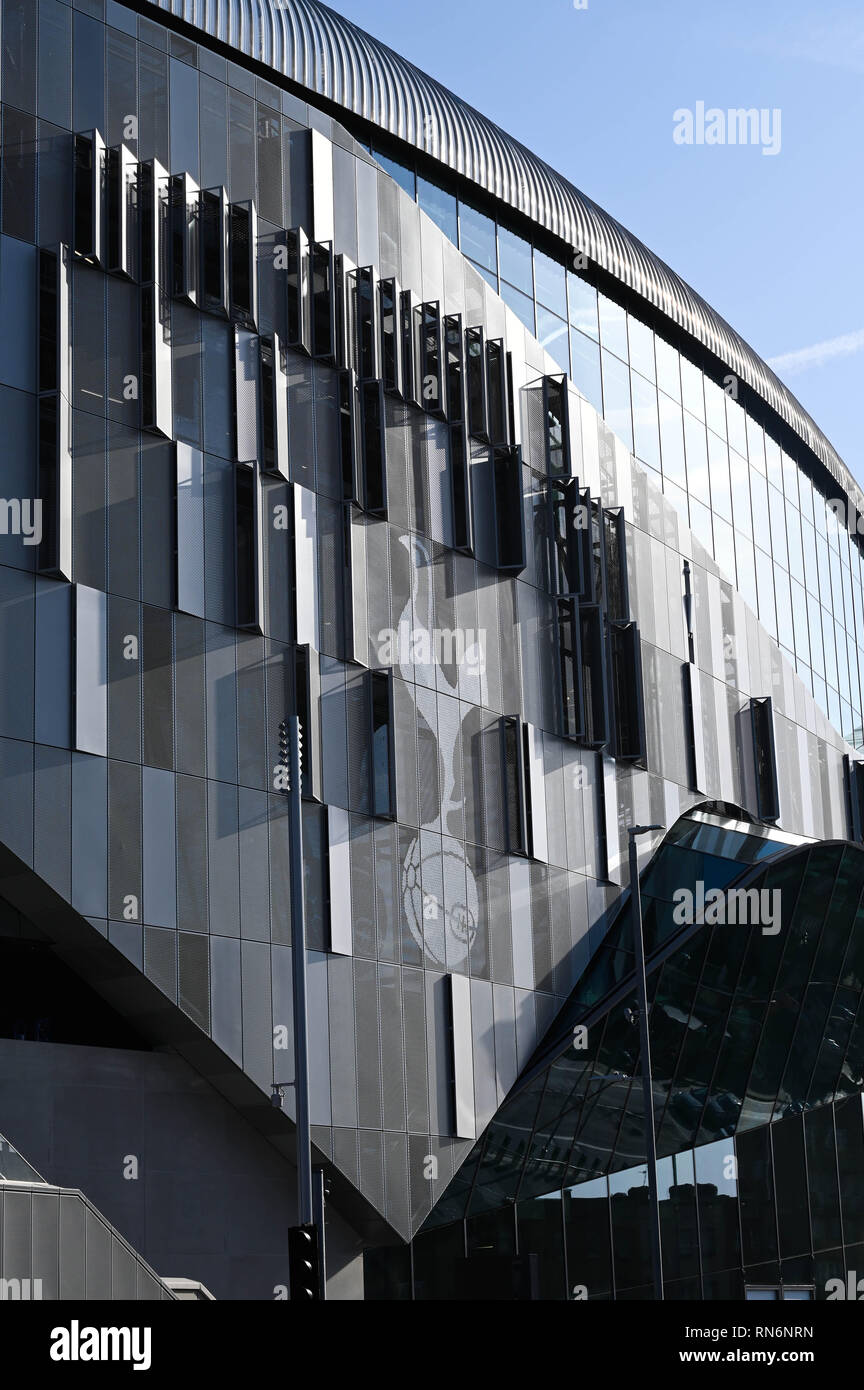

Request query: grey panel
[
  {"left": 239, "top": 787, "right": 271, "bottom": 940},
  {"left": 241, "top": 939, "right": 273, "bottom": 1091},
  {"left": 34, "top": 581, "right": 71, "bottom": 748},
  {"left": 294, "top": 484, "right": 321, "bottom": 650},
  {"left": 176, "top": 441, "right": 205, "bottom": 617},
  {"left": 32, "top": 1191, "right": 60, "bottom": 1301},
  {"left": 307, "top": 951, "right": 332, "bottom": 1126},
  {"left": 327, "top": 953, "right": 358, "bottom": 1127},
  {"left": 71, "top": 752, "right": 108, "bottom": 918},
  {"left": 449, "top": 971, "right": 475, "bottom": 1140},
  {"left": 208, "top": 780, "right": 240, "bottom": 937},
  {"left": 234, "top": 328, "right": 260, "bottom": 464},
  {"left": 142, "top": 765, "right": 177, "bottom": 928},
  {"left": 326, "top": 804, "right": 352, "bottom": 955},
  {"left": 34, "top": 745, "right": 71, "bottom": 898},
  {"left": 210, "top": 933, "right": 243, "bottom": 1065},
  {"left": 74, "top": 584, "right": 107, "bottom": 756},
  {"left": 84, "top": 1206, "right": 112, "bottom": 1300},
  {"left": 58, "top": 1193, "right": 85, "bottom": 1300}
]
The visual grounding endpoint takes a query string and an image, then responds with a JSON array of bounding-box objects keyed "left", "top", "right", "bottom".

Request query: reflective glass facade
[
  {"left": 368, "top": 148, "right": 864, "bottom": 750},
  {"left": 368, "top": 1103, "right": 864, "bottom": 1301}
]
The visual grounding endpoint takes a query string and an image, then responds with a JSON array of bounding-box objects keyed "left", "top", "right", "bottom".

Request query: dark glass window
[
  {"left": 355, "top": 267, "right": 376, "bottom": 380},
  {"left": 805, "top": 1106, "right": 842, "bottom": 1252},
  {"left": 750, "top": 697, "right": 780, "bottom": 823},
  {"left": 235, "top": 464, "right": 257, "bottom": 629},
  {"left": 466, "top": 326, "right": 488, "bottom": 439},
  {"left": 378, "top": 278, "right": 400, "bottom": 392},
  {"left": 738, "top": 1126, "right": 778, "bottom": 1266},
  {"left": 200, "top": 188, "right": 229, "bottom": 315},
  {"left": 360, "top": 380, "right": 386, "bottom": 518},
  {"left": 369, "top": 671, "right": 394, "bottom": 820},
  {"left": 501, "top": 715, "right": 528, "bottom": 857},
  {"left": 449, "top": 423, "right": 472, "bottom": 555},
  {"left": 445, "top": 315, "right": 463, "bottom": 423},
  {"left": 229, "top": 203, "right": 256, "bottom": 326},
  {"left": 339, "top": 370, "right": 358, "bottom": 503},
  {"left": 580, "top": 605, "right": 608, "bottom": 749},
  {"left": 771, "top": 1115, "right": 811, "bottom": 1259},
  {"left": 486, "top": 339, "right": 508, "bottom": 446},
  {"left": 492, "top": 446, "right": 525, "bottom": 573},
  {"left": 836, "top": 1097, "right": 864, "bottom": 1245},
  {"left": 610, "top": 622, "right": 645, "bottom": 763},
  {"left": 311, "top": 242, "right": 335, "bottom": 361},
  {"left": 609, "top": 1167, "right": 652, "bottom": 1292},
  {"left": 564, "top": 1177, "right": 611, "bottom": 1296},
  {"left": 517, "top": 1192, "right": 566, "bottom": 1300},
  {"left": 695, "top": 1139, "right": 740, "bottom": 1275},
  {"left": 543, "top": 375, "right": 569, "bottom": 477},
  {"left": 556, "top": 597, "right": 582, "bottom": 741},
  {"left": 420, "top": 301, "right": 443, "bottom": 414}
]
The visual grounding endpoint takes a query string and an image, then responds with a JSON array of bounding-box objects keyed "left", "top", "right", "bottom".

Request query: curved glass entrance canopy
[{"left": 426, "top": 810, "right": 864, "bottom": 1227}]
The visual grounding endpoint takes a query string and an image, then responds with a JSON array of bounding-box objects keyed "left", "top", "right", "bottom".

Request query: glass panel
[
  {"left": 631, "top": 370, "right": 660, "bottom": 470},
  {"left": 373, "top": 147, "right": 415, "bottom": 197},
  {"left": 570, "top": 328, "right": 602, "bottom": 414},
  {"left": 498, "top": 225, "right": 533, "bottom": 295},
  {"left": 598, "top": 293, "right": 628, "bottom": 362},
  {"left": 536, "top": 306, "right": 568, "bottom": 372},
  {"left": 564, "top": 1176, "right": 611, "bottom": 1297},
  {"left": 655, "top": 336, "right": 681, "bottom": 402},
  {"left": 601, "top": 350, "right": 632, "bottom": 452},
  {"left": 680, "top": 357, "right": 705, "bottom": 421},
  {"left": 534, "top": 248, "right": 567, "bottom": 319},
  {"left": 500, "top": 280, "right": 535, "bottom": 333},
  {"left": 458, "top": 202, "right": 496, "bottom": 272},
  {"left": 628, "top": 316, "right": 656, "bottom": 383},
  {"left": 417, "top": 174, "right": 457, "bottom": 244},
  {"left": 568, "top": 273, "right": 598, "bottom": 339}
]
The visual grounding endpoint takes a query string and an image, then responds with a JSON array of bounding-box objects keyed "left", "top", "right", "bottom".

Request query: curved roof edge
[{"left": 141, "top": 0, "right": 860, "bottom": 511}]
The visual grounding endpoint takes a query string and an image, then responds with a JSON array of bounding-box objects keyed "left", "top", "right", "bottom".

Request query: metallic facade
[{"left": 0, "top": 0, "right": 860, "bottom": 1301}]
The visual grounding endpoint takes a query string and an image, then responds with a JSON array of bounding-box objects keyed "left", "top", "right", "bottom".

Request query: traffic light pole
[
  {"left": 628, "top": 824, "right": 664, "bottom": 1302},
  {"left": 285, "top": 715, "right": 314, "bottom": 1230}
]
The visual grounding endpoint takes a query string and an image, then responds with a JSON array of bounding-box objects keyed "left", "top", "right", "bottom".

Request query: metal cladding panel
[
  {"left": 327, "top": 803, "right": 352, "bottom": 955},
  {"left": 234, "top": 327, "right": 260, "bottom": 464},
  {"left": 448, "top": 971, "right": 476, "bottom": 1141},
  {"left": 176, "top": 442, "right": 206, "bottom": 618},
  {"left": 142, "top": 765, "right": 177, "bottom": 928},
  {"left": 293, "top": 483, "right": 321, "bottom": 649},
  {"left": 74, "top": 584, "right": 108, "bottom": 757}
]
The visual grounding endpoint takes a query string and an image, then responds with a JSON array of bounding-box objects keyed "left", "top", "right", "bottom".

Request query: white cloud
[{"left": 768, "top": 329, "right": 864, "bottom": 377}]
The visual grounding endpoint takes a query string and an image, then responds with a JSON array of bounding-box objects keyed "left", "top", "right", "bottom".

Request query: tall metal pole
[
  {"left": 312, "top": 1168, "right": 327, "bottom": 1301},
  {"left": 285, "top": 715, "right": 314, "bottom": 1229},
  {"left": 628, "top": 824, "right": 664, "bottom": 1302}
]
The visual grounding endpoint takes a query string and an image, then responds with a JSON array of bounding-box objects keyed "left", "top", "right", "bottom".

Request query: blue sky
[{"left": 328, "top": 0, "right": 864, "bottom": 485}]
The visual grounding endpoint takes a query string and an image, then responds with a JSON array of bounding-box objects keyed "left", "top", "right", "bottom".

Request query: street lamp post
[{"left": 628, "top": 824, "right": 664, "bottom": 1302}]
